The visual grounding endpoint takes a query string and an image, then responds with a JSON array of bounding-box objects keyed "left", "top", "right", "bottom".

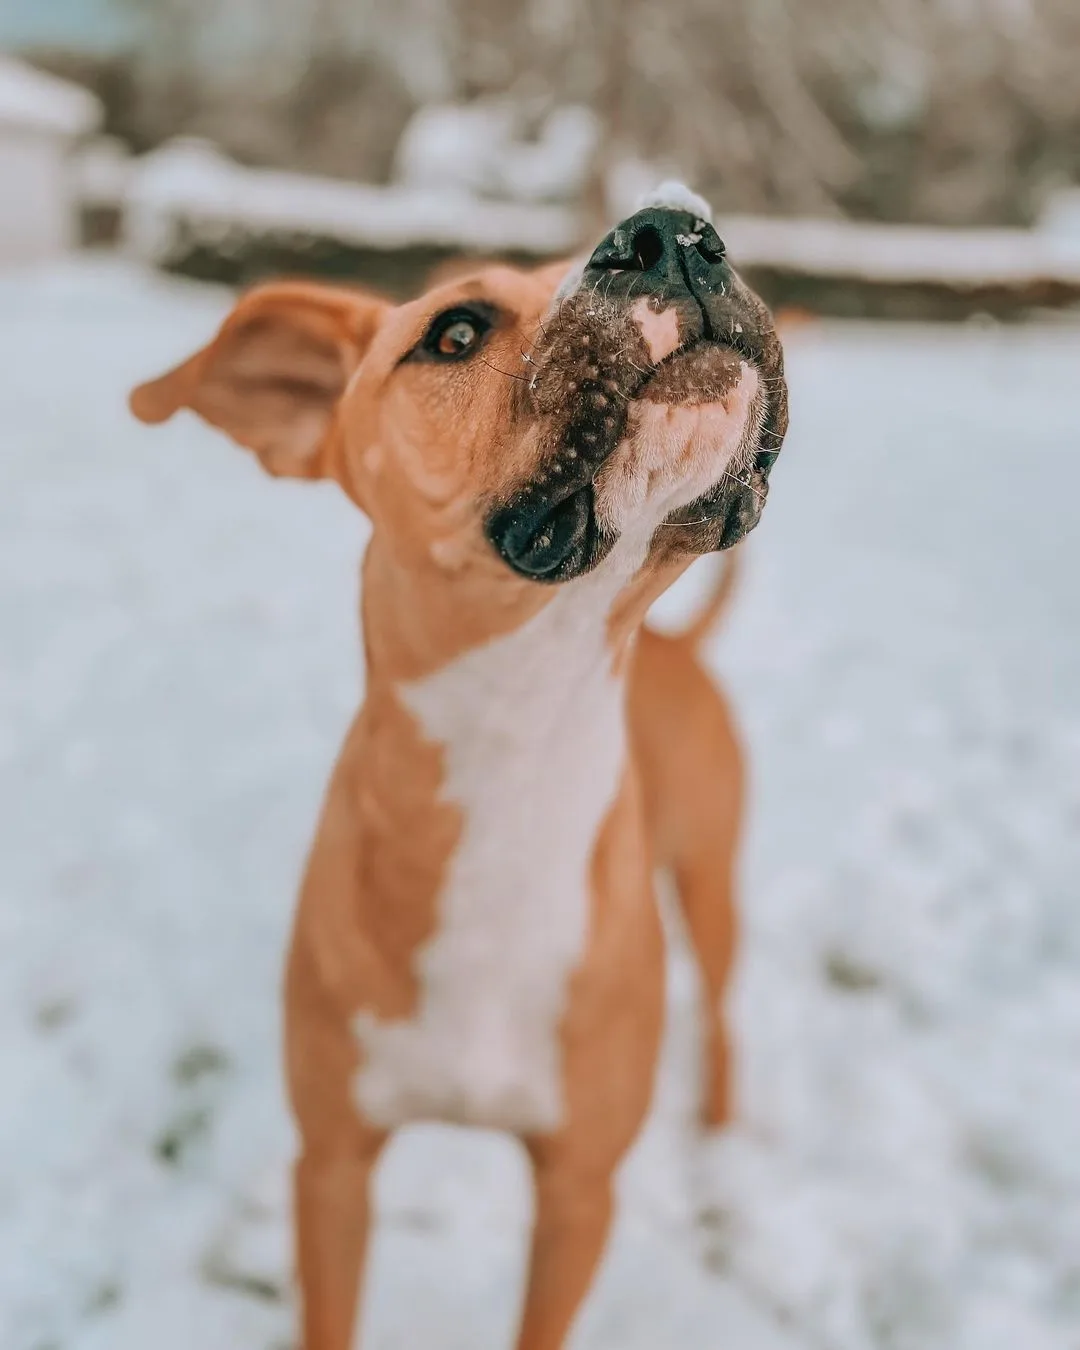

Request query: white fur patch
[
  {"left": 352, "top": 536, "right": 648, "bottom": 1133},
  {"left": 636, "top": 180, "right": 713, "bottom": 223},
  {"left": 594, "top": 364, "right": 760, "bottom": 537},
  {"left": 630, "top": 297, "right": 683, "bottom": 363}
]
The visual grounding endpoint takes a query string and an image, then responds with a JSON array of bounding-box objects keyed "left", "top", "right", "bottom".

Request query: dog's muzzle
[{"left": 487, "top": 197, "right": 788, "bottom": 582}]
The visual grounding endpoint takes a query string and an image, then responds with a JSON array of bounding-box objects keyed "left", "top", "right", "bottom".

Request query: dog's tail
[{"left": 673, "top": 549, "right": 742, "bottom": 650}]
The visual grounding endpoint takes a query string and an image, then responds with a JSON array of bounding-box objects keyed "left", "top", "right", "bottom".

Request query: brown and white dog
[{"left": 130, "top": 183, "right": 788, "bottom": 1350}]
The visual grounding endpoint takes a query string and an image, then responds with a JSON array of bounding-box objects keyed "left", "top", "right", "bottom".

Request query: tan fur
[{"left": 131, "top": 263, "right": 757, "bottom": 1350}]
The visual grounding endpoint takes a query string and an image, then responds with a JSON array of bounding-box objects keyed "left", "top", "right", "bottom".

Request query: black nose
[{"left": 584, "top": 206, "right": 727, "bottom": 294}]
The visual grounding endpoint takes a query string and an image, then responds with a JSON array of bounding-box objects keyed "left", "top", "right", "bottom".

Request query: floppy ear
[{"left": 129, "top": 281, "right": 388, "bottom": 480}]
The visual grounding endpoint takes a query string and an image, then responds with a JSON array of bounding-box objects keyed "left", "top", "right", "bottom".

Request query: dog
[{"left": 130, "top": 182, "right": 788, "bottom": 1350}]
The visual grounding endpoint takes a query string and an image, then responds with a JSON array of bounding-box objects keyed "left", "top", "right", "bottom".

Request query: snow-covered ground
[{"left": 1, "top": 258, "right": 1078, "bottom": 1350}]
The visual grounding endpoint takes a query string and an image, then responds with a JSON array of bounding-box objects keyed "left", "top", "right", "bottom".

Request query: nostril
[
  {"left": 587, "top": 217, "right": 674, "bottom": 273},
  {"left": 630, "top": 225, "right": 664, "bottom": 272},
  {"left": 695, "top": 222, "right": 727, "bottom": 264}
]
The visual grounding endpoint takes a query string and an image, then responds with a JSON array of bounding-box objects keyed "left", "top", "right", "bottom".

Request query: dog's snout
[{"left": 585, "top": 208, "right": 727, "bottom": 291}]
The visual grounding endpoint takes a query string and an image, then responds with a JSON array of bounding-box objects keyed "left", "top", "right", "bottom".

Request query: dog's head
[{"left": 132, "top": 185, "right": 787, "bottom": 609}]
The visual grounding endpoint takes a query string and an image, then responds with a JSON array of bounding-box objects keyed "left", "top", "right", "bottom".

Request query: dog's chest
[{"left": 352, "top": 572, "right": 630, "bottom": 1134}]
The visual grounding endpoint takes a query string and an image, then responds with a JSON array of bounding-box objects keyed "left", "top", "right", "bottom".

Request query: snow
[
  {"left": 71, "top": 136, "right": 134, "bottom": 208},
  {"left": 394, "top": 100, "right": 598, "bottom": 205},
  {"left": 123, "top": 139, "right": 581, "bottom": 269},
  {"left": 638, "top": 181, "right": 713, "bottom": 222},
  {"left": 118, "top": 134, "right": 1080, "bottom": 299},
  {"left": 714, "top": 214, "right": 1080, "bottom": 290},
  {"left": 1038, "top": 188, "right": 1080, "bottom": 241},
  {"left": 2, "top": 257, "right": 1079, "bottom": 1350},
  {"left": 0, "top": 55, "right": 101, "bottom": 138}
]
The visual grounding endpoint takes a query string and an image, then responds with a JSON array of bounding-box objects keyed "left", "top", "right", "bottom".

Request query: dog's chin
[{"left": 593, "top": 352, "right": 761, "bottom": 542}]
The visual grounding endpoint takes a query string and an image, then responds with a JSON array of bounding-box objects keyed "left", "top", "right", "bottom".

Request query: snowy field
[{"left": 2, "top": 258, "right": 1079, "bottom": 1350}]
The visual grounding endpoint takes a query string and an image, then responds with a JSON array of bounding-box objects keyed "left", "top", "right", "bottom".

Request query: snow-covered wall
[
  {"left": 0, "top": 56, "right": 101, "bottom": 264},
  {"left": 0, "top": 128, "right": 79, "bottom": 260}
]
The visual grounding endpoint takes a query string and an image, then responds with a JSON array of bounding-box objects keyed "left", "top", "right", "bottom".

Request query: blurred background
[{"left": 1, "top": 3, "right": 1078, "bottom": 1350}]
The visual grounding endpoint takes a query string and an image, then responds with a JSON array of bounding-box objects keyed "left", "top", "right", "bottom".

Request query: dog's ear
[{"left": 129, "top": 281, "right": 388, "bottom": 481}]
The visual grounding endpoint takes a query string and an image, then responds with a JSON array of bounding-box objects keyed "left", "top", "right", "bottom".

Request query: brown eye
[
  {"left": 436, "top": 318, "right": 478, "bottom": 356},
  {"left": 418, "top": 308, "right": 492, "bottom": 362}
]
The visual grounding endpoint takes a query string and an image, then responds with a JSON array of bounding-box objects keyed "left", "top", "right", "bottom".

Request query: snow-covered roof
[{"left": 0, "top": 55, "right": 101, "bottom": 137}]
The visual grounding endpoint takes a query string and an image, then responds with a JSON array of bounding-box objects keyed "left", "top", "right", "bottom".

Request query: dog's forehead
[{"left": 415, "top": 265, "right": 554, "bottom": 326}]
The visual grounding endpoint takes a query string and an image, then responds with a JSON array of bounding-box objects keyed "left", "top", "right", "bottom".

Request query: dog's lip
[
  {"left": 648, "top": 331, "right": 747, "bottom": 370},
  {"left": 629, "top": 336, "right": 750, "bottom": 401}
]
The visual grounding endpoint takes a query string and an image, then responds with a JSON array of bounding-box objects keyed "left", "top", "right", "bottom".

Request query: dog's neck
[
  {"left": 339, "top": 532, "right": 652, "bottom": 982},
  {"left": 348, "top": 528, "right": 690, "bottom": 929},
  {"left": 358, "top": 527, "right": 663, "bottom": 697}
]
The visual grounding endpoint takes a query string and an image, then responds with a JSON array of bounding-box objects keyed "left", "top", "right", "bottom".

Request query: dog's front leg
[
  {"left": 515, "top": 1147, "right": 616, "bottom": 1350},
  {"left": 512, "top": 806, "right": 666, "bottom": 1350},
  {"left": 287, "top": 922, "right": 389, "bottom": 1350},
  {"left": 294, "top": 1131, "right": 385, "bottom": 1350}
]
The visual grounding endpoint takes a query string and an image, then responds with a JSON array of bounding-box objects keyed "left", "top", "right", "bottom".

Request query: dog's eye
[
  {"left": 435, "top": 318, "right": 479, "bottom": 357},
  {"left": 421, "top": 309, "right": 490, "bottom": 362}
]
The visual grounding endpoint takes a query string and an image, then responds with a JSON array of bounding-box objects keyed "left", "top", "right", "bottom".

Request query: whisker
[
  {"left": 725, "top": 470, "right": 764, "bottom": 502},
  {"left": 656, "top": 471, "right": 765, "bottom": 533},
  {"left": 508, "top": 322, "right": 542, "bottom": 352},
  {"left": 479, "top": 355, "right": 531, "bottom": 383}
]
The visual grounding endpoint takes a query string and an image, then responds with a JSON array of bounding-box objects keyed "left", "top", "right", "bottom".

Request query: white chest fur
[{"left": 351, "top": 544, "right": 641, "bottom": 1134}]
